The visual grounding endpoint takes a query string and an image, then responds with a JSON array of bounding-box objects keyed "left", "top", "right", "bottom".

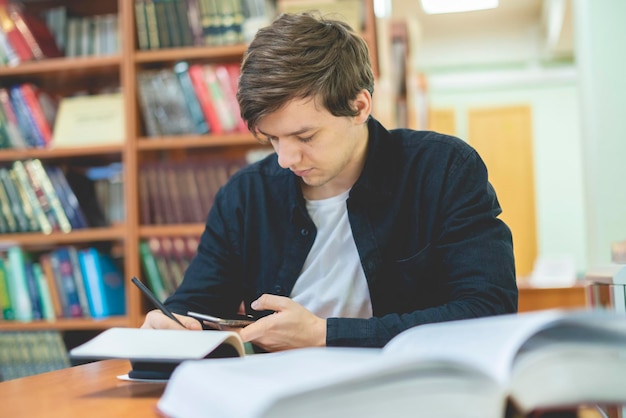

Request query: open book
[
  {"left": 69, "top": 328, "right": 247, "bottom": 380},
  {"left": 157, "top": 309, "right": 626, "bottom": 418}
]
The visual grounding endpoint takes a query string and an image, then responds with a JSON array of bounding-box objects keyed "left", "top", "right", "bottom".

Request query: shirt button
[
  {"left": 273, "top": 285, "right": 282, "bottom": 293},
  {"left": 300, "top": 228, "right": 309, "bottom": 236}
]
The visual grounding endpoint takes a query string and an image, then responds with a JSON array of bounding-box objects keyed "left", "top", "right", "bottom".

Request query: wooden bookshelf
[{"left": 0, "top": 0, "right": 255, "bottom": 332}]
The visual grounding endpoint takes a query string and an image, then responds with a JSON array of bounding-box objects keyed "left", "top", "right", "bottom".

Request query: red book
[
  {"left": 0, "top": 2, "right": 34, "bottom": 61},
  {"left": 188, "top": 63, "right": 223, "bottom": 135},
  {"left": 218, "top": 63, "right": 248, "bottom": 132},
  {"left": 19, "top": 84, "right": 54, "bottom": 146},
  {"left": 7, "top": 3, "right": 62, "bottom": 60}
]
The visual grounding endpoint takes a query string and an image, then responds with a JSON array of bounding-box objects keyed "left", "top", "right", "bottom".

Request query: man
[{"left": 142, "top": 12, "right": 518, "bottom": 351}]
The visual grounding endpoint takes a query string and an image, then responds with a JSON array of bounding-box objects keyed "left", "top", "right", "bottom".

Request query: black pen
[{"left": 131, "top": 276, "right": 185, "bottom": 327}]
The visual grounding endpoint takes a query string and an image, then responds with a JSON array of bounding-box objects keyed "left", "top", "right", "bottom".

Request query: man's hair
[{"left": 237, "top": 12, "right": 375, "bottom": 133}]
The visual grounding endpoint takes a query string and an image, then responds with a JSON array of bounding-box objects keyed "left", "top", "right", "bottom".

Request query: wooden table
[{"left": 0, "top": 360, "right": 165, "bottom": 417}]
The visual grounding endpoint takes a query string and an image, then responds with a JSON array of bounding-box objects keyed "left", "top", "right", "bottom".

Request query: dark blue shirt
[{"left": 165, "top": 117, "right": 518, "bottom": 347}]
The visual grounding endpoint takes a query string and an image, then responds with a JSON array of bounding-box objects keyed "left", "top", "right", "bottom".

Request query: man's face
[{"left": 255, "top": 95, "right": 369, "bottom": 199}]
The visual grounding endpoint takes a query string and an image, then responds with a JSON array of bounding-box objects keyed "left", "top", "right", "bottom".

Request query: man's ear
[{"left": 352, "top": 89, "right": 372, "bottom": 124}]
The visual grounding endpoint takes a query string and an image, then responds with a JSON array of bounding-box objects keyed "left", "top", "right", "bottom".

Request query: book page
[
  {"left": 69, "top": 327, "right": 245, "bottom": 362},
  {"left": 382, "top": 310, "right": 568, "bottom": 384}
]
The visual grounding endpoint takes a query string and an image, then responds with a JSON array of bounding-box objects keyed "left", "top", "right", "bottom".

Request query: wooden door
[
  {"left": 468, "top": 105, "right": 537, "bottom": 277},
  {"left": 428, "top": 108, "right": 456, "bottom": 136}
]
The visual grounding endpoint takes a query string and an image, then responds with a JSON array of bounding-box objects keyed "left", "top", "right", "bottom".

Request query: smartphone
[{"left": 187, "top": 311, "right": 256, "bottom": 328}]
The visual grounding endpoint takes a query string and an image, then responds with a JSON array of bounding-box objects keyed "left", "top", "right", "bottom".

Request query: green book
[
  {"left": 139, "top": 240, "right": 167, "bottom": 302},
  {"left": 0, "top": 256, "right": 14, "bottom": 320}
]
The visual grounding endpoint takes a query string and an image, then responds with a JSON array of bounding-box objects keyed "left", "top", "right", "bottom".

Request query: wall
[
  {"left": 427, "top": 70, "right": 587, "bottom": 275},
  {"left": 391, "top": 0, "right": 626, "bottom": 275}
]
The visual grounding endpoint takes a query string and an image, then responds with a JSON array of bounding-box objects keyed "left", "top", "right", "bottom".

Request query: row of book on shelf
[
  {"left": 134, "top": 0, "right": 272, "bottom": 50},
  {"left": 0, "top": 330, "right": 69, "bottom": 381},
  {"left": 138, "top": 61, "right": 247, "bottom": 137},
  {"left": 0, "top": 1, "right": 119, "bottom": 67},
  {"left": 0, "top": 159, "right": 122, "bottom": 235},
  {"left": 0, "top": 245, "right": 125, "bottom": 323},
  {"left": 0, "top": 234, "right": 204, "bottom": 323},
  {"left": 0, "top": 61, "right": 247, "bottom": 149},
  {"left": 139, "top": 156, "right": 244, "bottom": 226},
  {"left": 140, "top": 236, "right": 199, "bottom": 302}
]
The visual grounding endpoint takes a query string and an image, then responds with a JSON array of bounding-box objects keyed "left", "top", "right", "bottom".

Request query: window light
[{"left": 420, "top": 0, "right": 499, "bottom": 14}]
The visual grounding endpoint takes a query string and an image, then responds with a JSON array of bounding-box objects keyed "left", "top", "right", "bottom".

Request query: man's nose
[{"left": 276, "top": 139, "right": 302, "bottom": 169}]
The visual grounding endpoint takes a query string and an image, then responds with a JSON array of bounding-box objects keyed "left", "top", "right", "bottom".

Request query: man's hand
[
  {"left": 238, "top": 294, "right": 326, "bottom": 352},
  {"left": 141, "top": 309, "right": 203, "bottom": 330}
]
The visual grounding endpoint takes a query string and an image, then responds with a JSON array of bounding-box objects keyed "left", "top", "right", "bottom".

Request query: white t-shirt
[{"left": 290, "top": 190, "right": 373, "bottom": 319}]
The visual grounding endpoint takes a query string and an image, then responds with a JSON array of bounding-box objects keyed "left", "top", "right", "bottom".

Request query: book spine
[
  {"left": 144, "top": 0, "right": 160, "bottom": 49},
  {"left": 19, "top": 84, "right": 53, "bottom": 146},
  {"left": 7, "top": 4, "right": 45, "bottom": 60},
  {"left": 8, "top": 167, "right": 40, "bottom": 232},
  {"left": 23, "top": 261, "right": 43, "bottom": 320},
  {"left": 0, "top": 4, "right": 34, "bottom": 62},
  {"left": 188, "top": 63, "right": 223, "bottom": 134},
  {"left": 0, "top": 22, "right": 20, "bottom": 65},
  {"left": 184, "top": 0, "right": 204, "bottom": 46},
  {"left": 44, "top": 165, "right": 89, "bottom": 229},
  {"left": 0, "top": 167, "right": 30, "bottom": 232},
  {"left": 172, "top": 60, "right": 210, "bottom": 134},
  {"left": 135, "top": 0, "right": 150, "bottom": 50},
  {"left": 25, "top": 159, "right": 72, "bottom": 233},
  {"left": 12, "top": 160, "right": 53, "bottom": 234},
  {"left": 9, "top": 85, "right": 44, "bottom": 147},
  {"left": 67, "top": 246, "right": 91, "bottom": 318},
  {"left": 6, "top": 246, "right": 33, "bottom": 322},
  {"left": 38, "top": 253, "right": 63, "bottom": 319},
  {"left": 20, "top": 158, "right": 60, "bottom": 232},
  {"left": 163, "top": 0, "right": 183, "bottom": 47},
  {"left": 49, "top": 248, "right": 83, "bottom": 318},
  {"left": 0, "top": 87, "right": 28, "bottom": 149},
  {"left": 139, "top": 240, "right": 168, "bottom": 302},
  {"left": 77, "top": 248, "right": 103, "bottom": 318},
  {"left": 32, "top": 262, "right": 55, "bottom": 321},
  {"left": 0, "top": 256, "right": 15, "bottom": 320},
  {"left": 153, "top": 0, "right": 172, "bottom": 48}
]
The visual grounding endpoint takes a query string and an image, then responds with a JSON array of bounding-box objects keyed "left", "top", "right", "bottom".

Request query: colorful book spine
[
  {"left": 172, "top": 60, "right": 210, "bottom": 134},
  {"left": 77, "top": 248, "right": 126, "bottom": 318},
  {"left": 0, "top": 256, "right": 15, "bottom": 320},
  {"left": 12, "top": 160, "right": 53, "bottom": 234},
  {"left": 139, "top": 240, "right": 168, "bottom": 301},
  {"left": 49, "top": 247, "right": 83, "bottom": 318},
  {"left": 6, "top": 246, "right": 33, "bottom": 322},
  {"left": 188, "top": 63, "right": 223, "bottom": 134},
  {"left": 24, "top": 159, "right": 72, "bottom": 233},
  {"left": 18, "top": 84, "right": 53, "bottom": 146},
  {"left": 0, "top": 3, "right": 34, "bottom": 62}
]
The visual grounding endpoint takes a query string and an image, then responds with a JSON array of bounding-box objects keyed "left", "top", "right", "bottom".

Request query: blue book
[
  {"left": 49, "top": 247, "right": 83, "bottom": 318},
  {"left": 77, "top": 248, "right": 125, "bottom": 318}
]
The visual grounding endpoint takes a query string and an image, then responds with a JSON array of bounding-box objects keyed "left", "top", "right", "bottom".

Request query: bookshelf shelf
[
  {"left": 0, "top": 316, "right": 129, "bottom": 332},
  {"left": 134, "top": 44, "right": 249, "bottom": 64},
  {"left": 0, "top": 55, "right": 122, "bottom": 77},
  {"left": 138, "top": 224, "right": 204, "bottom": 238},
  {"left": 0, "top": 226, "right": 127, "bottom": 247},
  {"left": 0, "top": 144, "right": 124, "bottom": 162},
  {"left": 136, "top": 133, "right": 258, "bottom": 150}
]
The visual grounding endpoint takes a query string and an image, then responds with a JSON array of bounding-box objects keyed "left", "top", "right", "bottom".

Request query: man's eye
[{"left": 298, "top": 136, "right": 313, "bottom": 143}]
